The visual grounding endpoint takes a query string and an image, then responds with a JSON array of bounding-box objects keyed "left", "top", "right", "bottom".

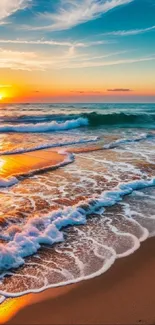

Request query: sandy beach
[{"left": 0, "top": 237, "right": 154, "bottom": 325}]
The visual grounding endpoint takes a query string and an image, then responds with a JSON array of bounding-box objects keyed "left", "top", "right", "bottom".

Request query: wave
[
  {"left": 0, "top": 177, "right": 18, "bottom": 187},
  {"left": 0, "top": 133, "right": 149, "bottom": 185},
  {"left": 103, "top": 133, "right": 153, "bottom": 149},
  {"left": 0, "top": 117, "right": 88, "bottom": 133},
  {"left": 84, "top": 112, "right": 155, "bottom": 128},
  {"left": 0, "top": 113, "right": 82, "bottom": 124},
  {"left": 0, "top": 150, "right": 74, "bottom": 188},
  {"left": 1, "top": 136, "right": 98, "bottom": 155},
  {"left": 0, "top": 177, "right": 155, "bottom": 279},
  {"left": 0, "top": 112, "right": 155, "bottom": 133}
]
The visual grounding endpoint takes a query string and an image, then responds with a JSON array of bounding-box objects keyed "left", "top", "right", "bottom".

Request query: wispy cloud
[
  {"left": 0, "top": 38, "right": 110, "bottom": 48},
  {"left": 0, "top": 39, "right": 77, "bottom": 47},
  {"left": 32, "top": 0, "right": 133, "bottom": 31},
  {"left": 70, "top": 90, "right": 103, "bottom": 94},
  {"left": 0, "top": 47, "right": 81, "bottom": 70},
  {"left": 0, "top": 47, "right": 154, "bottom": 71},
  {"left": 107, "top": 88, "right": 132, "bottom": 91},
  {"left": 103, "top": 25, "right": 155, "bottom": 36},
  {"left": 0, "top": 48, "right": 41, "bottom": 71},
  {"left": 0, "top": 0, "right": 31, "bottom": 21},
  {"left": 0, "top": 21, "right": 9, "bottom": 26},
  {"left": 58, "top": 56, "right": 155, "bottom": 69}
]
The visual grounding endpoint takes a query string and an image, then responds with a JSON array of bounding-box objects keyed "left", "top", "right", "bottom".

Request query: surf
[
  {"left": 0, "top": 177, "right": 155, "bottom": 298},
  {"left": 1, "top": 111, "right": 155, "bottom": 133}
]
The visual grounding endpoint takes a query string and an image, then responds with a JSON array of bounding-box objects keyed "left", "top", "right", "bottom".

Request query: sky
[{"left": 0, "top": 0, "right": 155, "bottom": 103}]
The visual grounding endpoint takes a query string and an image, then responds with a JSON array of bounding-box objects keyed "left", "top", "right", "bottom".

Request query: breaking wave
[
  {"left": 85, "top": 111, "right": 155, "bottom": 128},
  {"left": 0, "top": 112, "right": 155, "bottom": 133},
  {"left": 0, "top": 177, "right": 155, "bottom": 276},
  {"left": 1, "top": 136, "right": 98, "bottom": 155},
  {"left": 0, "top": 117, "right": 88, "bottom": 133}
]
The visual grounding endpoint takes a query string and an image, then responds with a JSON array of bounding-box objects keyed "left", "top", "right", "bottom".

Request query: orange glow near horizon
[
  {"left": 0, "top": 83, "right": 155, "bottom": 103},
  {"left": 4, "top": 92, "right": 155, "bottom": 103},
  {"left": 0, "top": 63, "right": 155, "bottom": 103}
]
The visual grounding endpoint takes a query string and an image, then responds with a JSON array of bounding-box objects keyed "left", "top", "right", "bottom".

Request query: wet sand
[
  {"left": 3, "top": 237, "right": 155, "bottom": 325},
  {"left": 0, "top": 149, "right": 67, "bottom": 179},
  {"left": 0, "top": 143, "right": 105, "bottom": 181}
]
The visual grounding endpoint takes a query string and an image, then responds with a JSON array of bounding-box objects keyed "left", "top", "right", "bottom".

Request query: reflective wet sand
[{"left": 0, "top": 149, "right": 67, "bottom": 179}]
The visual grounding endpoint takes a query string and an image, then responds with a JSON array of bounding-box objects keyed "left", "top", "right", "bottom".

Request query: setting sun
[{"left": 0, "top": 95, "right": 3, "bottom": 101}]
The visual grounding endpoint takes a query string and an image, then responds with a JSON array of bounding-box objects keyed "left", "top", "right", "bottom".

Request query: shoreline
[
  {"left": 2, "top": 237, "right": 155, "bottom": 325},
  {"left": 0, "top": 149, "right": 68, "bottom": 181},
  {"left": 0, "top": 143, "right": 104, "bottom": 186}
]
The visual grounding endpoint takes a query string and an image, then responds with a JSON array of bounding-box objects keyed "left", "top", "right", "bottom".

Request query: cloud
[
  {"left": 0, "top": 21, "right": 9, "bottom": 26},
  {"left": 70, "top": 90, "right": 102, "bottom": 94},
  {"left": 103, "top": 25, "right": 155, "bottom": 36},
  {"left": 107, "top": 88, "right": 132, "bottom": 92},
  {"left": 58, "top": 56, "right": 155, "bottom": 69},
  {"left": 0, "top": 48, "right": 42, "bottom": 71},
  {"left": 0, "top": 46, "right": 79, "bottom": 71},
  {"left": 0, "top": 38, "right": 111, "bottom": 48},
  {"left": 0, "top": 39, "right": 77, "bottom": 47},
  {"left": 32, "top": 0, "right": 133, "bottom": 31},
  {"left": 0, "top": 0, "right": 31, "bottom": 21},
  {"left": 0, "top": 47, "right": 154, "bottom": 71}
]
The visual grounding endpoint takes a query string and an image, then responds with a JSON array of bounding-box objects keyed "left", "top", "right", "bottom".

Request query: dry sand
[{"left": 1, "top": 237, "right": 154, "bottom": 325}]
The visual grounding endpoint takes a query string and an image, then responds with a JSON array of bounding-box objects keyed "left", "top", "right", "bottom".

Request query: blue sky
[{"left": 0, "top": 0, "right": 154, "bottom": 102}]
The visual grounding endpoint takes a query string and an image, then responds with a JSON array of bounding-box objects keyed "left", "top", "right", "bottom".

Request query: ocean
[{"left": 0, "top": 103, "right": 155, "bottom": 302}]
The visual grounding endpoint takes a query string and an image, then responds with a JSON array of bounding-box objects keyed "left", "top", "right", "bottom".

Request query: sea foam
[
  {"left": 0, "top": 177, "right": 155, "bottom": 274},
  {"left": 103, "top": 133, "right": 152, "bottom": 149},
  {"left": 1, "top": 136, "right": 98, "bottom": 155},
  {"left": 0, "top": 177, "right": 18, "bottom": 187}
]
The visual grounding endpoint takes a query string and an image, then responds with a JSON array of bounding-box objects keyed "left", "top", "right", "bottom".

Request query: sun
[{"left": 0, "top": 95, "right": 3, "bottom": 101}]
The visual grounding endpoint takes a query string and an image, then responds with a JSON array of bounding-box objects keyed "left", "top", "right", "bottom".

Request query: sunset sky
[{"left": 0, "top": 0, "right": 155, "bottom": 103}]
